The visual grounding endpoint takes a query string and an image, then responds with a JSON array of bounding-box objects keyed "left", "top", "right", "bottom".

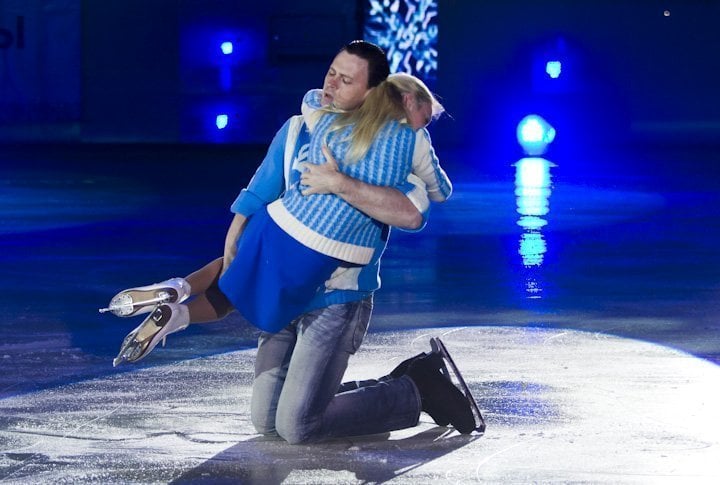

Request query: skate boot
[
  {"left": 392, "top": 351, "right": 452, "bottom": 427},
  {"left": 335, "top": 353, "right": 426, "bottom": 391},
  {"left": 337, "top": 349, "right": 454, "bottom": 427},
  {"left": 113, "top": 303, "right": 189, "bottom": 366},
  {"left": 430, "top": 337, "right": 486, "bottom": 433},
  {"left": 388, "top": 352, "right": 428, "bottom": 379},
  {"left": 99, "top": 278, "right": 191, "bottom": 317},
  {"left": 406, "top": 352, "right": 474, "bottom": 433}
]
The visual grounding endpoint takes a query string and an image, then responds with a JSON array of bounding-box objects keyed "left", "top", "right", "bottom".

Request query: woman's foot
[
  {"left": 100, "top": 278, "right": 191, "bottom": 317},
  {"left": 113, "top": 303, "right": 189, "bottom": 366}
]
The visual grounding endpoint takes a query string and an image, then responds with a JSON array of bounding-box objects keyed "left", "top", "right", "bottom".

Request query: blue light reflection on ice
[{"left": 514, "top": 157, "right": 556, "bottom": 298}]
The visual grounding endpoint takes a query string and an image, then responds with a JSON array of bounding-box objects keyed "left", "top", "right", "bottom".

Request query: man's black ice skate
[
  {"left": 406, "top": 352, "right": 475, "bottom": 434},
  {"left": 430, "top": 337, "right": 486, "bottom": 433},
  {"left": 387, "top": 351, "right": 449, "bottom": 426},
  {"left": 389, "top": 352, "right": 427, "bottom": 379}
]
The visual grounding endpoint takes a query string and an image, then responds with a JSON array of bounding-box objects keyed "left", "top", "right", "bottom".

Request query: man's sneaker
[
  {"left": 99, "top": 278, "right": 191, "bottom": 317},
  {"left": 406, "top": 353, "right": 476, "bottom": 434},
  {"left": 113, "top": 303, "right": 189, "bottom": 366}
]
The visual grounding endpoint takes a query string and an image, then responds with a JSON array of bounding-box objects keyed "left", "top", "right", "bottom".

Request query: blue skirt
[{"left": 219, "top": 207, "right": 340, "bottom": 333}]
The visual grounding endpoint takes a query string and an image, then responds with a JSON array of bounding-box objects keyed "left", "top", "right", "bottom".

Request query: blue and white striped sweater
[
  {"left": 301, "top": 89, "right": 452, "bottom": 203},
  {"left": 268, "top": 112, "right": 416, "bottom": 264},
  {"left": 230, "top": 114, "right": 433, "bottom": 310}
]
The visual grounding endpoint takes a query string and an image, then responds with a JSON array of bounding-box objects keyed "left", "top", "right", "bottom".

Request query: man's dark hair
[{"left": 340, "top": 40, "right": 390, "bottom": 88}]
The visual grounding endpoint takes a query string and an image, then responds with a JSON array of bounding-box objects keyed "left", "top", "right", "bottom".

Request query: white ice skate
[
  {"left": 99, "top": 278, "right": 191, "bottom": 317},
  {"left": 113, "top": 303, "right": 189, "bottom": 366}
]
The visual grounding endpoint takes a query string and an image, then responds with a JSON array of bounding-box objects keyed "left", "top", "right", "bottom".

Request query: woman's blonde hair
[
  {"left": 387, "top": 72, "right": 445, "bottom": 121},
  {"left": 319, "top": 73, "right": 444, "bottom": 164}
]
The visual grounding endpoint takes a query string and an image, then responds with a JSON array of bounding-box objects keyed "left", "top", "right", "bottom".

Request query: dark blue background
[{"left": 2, "top": 0, "right": 718, "bottom": 152}]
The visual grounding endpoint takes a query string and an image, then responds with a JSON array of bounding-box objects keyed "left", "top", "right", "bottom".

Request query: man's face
[{"left": 322, "top": 51, "right": 371, "bottom": 110}]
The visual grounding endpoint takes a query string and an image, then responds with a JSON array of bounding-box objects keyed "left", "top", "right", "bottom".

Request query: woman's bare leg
[
  {"left": 184, "top": 257, "right": 224, "bottom": 295},
  {"left": 184, "top": 257, "right": 236, "bottom": 324},
  {"left": 186, "top": 294, "right": 233, "bottom": 323},
  {"left": 113, "top": 257, "right": 237, "bottom": 365}
]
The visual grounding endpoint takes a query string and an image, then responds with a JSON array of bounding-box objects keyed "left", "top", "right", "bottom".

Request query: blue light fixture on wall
[
  {"left": 215, "top": 114, "right": 229, "bottom": 130},
  {"left": 517, "top": 114, "right": 556, "bottom": 156},
  {"left": 545, "top": 60, "right": 562, "bottom": 79},
  {"left": 220, "top": 41, "right": 234, "bottom": 55}
]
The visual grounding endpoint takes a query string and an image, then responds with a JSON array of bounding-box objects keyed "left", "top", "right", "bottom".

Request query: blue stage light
[
  {"left": 545, "top": 60, "right": 562, "bottom": 79},
  {"left": 517, "top": 115, "right": 556, "bottom": 156},
  {"left": 216, "top": 114, "right": 228, "bottom": 129},
  {"left": 220, "top": 41, "right": 233, "bottom": 55}
]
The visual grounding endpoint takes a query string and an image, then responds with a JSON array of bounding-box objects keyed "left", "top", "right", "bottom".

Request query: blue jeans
[{"left": 250, "top": 297, "right": 421, "bottom": 444}]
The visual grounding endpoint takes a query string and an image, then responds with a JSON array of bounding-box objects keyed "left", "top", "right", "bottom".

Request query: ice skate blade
[
  {"left": 112, "top": 333, "right": 148, "bottom": 367},
  {"left": 99, "top": 293, "right": 173, "bottom": 317},
  {"left": 111, "top": 304, "right": 187, "bottom": 367}
]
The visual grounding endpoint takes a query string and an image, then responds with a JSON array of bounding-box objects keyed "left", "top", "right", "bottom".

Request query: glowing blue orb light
[
  {"left": 545, "top": 60, "right": 562, "bottom": 79},
  {"left": 517, "top": 115, "right": 556, "bottom": 156},
  {"left": 220, "top": 41, "right": 233, "bottom": 55},
  {"left": 215, "top": 114, "right": 229, "bottom": 129}
]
